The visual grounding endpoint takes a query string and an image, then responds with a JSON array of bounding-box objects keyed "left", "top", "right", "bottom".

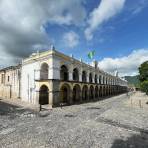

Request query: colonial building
[
  {"left": 0, "top": 65, "right": 21, "bottom": 99},
  {"left": 0, "top": 49, "right": 128, "bottom": 108}
]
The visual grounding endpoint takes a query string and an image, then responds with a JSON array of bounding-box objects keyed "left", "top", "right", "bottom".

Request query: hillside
[{"left": 124, "top": 75, "right": 140, "bottom": 87}]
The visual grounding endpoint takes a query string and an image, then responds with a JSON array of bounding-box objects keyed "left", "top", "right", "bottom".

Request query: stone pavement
[{"left": 0, "top": 92, "right": 148, "bottom": 148}]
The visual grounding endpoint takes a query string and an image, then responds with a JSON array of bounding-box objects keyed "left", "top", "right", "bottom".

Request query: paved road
[{"left": 0, "top": 93, "right": 148, "bottom": 148}]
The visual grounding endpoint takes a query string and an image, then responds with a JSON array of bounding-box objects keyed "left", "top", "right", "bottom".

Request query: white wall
[
  {"left": 21, "top": 55, "right": 61, "bottom": 105},
  {"left": 21, "top": 61, "right": 40, "bottom": 104},
  {"left": 49, "top": 56, "right": 60, "bottom": 80}
]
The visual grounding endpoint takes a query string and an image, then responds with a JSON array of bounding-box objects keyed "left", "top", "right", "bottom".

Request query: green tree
[
  {"left": 138, "top": 61, "right": 148, "bottom": 95},
  {"left": 140, "top": 81, "right": 148, "bottom": 95},
  {"left": 139, "top": 61, "right": 148, "bottom": 82}
]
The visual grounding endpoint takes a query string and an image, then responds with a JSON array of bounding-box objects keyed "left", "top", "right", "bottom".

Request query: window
[
  {"left": 8, "top": 76, "right": 10, "bottom": 82},
  {"left": 89, "top": 73, "right": 92, "bottom": 83},
  {"left": 40, "top": 63, "right": 49, "bottom": 80},
  {"left": 60, "top": 65, "right": 69, "bottom": 81},
  {"left": 99, "top": 75, "right": 101, "bottom": 84},
  {"left": 1, "top": 74, "right": 5, "bottom": 84},
  {"left": 95, "top": 74, "right": 98, "bottom": 83},
  {"left": 82, "top": 71, "right": 87, "bottom": 82},
  {"left": 73, "top": 68, "right": 79, "bottom": 81}
]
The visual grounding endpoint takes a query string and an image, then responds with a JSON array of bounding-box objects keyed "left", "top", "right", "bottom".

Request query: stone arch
[
  {"left": 107, "top": 86, "right": 109, "bottom": 96},
  {"left": 73, "top": 68, "right": 79, "bottom": 81},
  {"left": 110, "top": 86, "right": 112, "bottom": 95},
  {"left": 103, "top": 86, "right": 106, "bottom": 96},
  {"left": 82, "top": 85, "right": 88, "bottom": 101},
  {"left": 82, "top": 71, "right": 87, "bottom": 82},
  {"left": 89, "top": 85, "right": 94, "bottom": 100},
  {"left": 39, "top": 85, "right": 49, "bottom": 105},
  {"left": 40, "top": 63, "right": 49, "bottom": 80},
  {"left": 102, "top": 86, "right": 105, "bottom": 96},
  {"left": 109, "top": 86, "right": 111, "bottom": 95},
  {"left": 60, "top": 65, "right": 69, "bottom": 81},
  {"left": 89, "top": 73, "right": 93, "bottom": 83},
  {"left": 99, "top": 86, "right": 102, "bottom": 97},
  {"left": 95, "top": 86, "right": 99, "bottom": 98},
  {"left": 73, "top": 84, "right": 81, "bottom": 103},
  {"left": 60, "top": 83, "right": 70, "bottom": 104},
  {"left": 113, "top": 86, "right": 116, "bottom": 95},
  {"left": 111, "top": 86, "right": 114, "bottom": 95},
  {"left": 108, "top": 86, "right": 110, "bottom": 95}
]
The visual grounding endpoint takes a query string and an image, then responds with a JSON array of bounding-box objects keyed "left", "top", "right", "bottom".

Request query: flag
[{"left": 88, "top": 50, "right": 95, "bottom": 59}]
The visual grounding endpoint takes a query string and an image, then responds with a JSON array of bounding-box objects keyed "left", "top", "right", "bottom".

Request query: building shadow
[
  {"left": 0, "top": 100, "right": 37, "bottom": 119},
  {"left": 111, "top": 131, "right": 148, "bottom": 148}
]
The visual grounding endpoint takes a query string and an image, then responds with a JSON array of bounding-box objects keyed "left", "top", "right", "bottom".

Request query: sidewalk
[{"left": 125, "top": 91, "right": 148, "bottom": 109}]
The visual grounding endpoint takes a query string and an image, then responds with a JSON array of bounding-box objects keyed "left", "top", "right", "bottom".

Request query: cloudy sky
[{"left": 0, "top": 0, "right": 148, "bottom": 76}]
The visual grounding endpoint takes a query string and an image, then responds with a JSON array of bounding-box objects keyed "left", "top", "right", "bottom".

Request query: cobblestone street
[{"left": 0, "top": 92, "right": 148, "bottom": 148}]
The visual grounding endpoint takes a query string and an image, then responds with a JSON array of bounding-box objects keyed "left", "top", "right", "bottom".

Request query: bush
[{"left": 140, "top": 81, "right": 148, "bottom": 95}]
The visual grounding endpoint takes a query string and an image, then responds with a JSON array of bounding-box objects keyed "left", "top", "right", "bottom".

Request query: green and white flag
[{"left": 88, "top": 50, "right": 95, "bottom": 59}]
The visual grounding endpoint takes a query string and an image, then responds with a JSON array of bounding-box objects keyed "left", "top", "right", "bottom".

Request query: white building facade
[
  {"left": 21, "top": 49, "right": 128, "bottom": 107},
  {"left": 0, "top": 49, "right": 128, "bottom": 108}
]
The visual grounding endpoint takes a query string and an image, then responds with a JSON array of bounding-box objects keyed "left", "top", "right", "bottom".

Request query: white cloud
[
  {"left": 85, "top": 0, "right": 125, "bottom": 40},
  {"left": 98, "top": 49, "right": 148, "bottom": 76},
  {"left": 0, "top": 0, "right": 86, "bottom": 66},
  {"left": 63, "top": 31, "right": 79, "bottom": 48}
]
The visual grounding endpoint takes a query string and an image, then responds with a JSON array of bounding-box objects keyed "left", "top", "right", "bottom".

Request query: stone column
[
  {"left": 79, "top": 72, "right": 82, "bottom": 82},
  {"left": 87, "top": 73, "right": 89, "bottom": 83},
  {"left": 51, "top": 80, "right": 60, "bottom": 108},
  {"left": 69, "top": 72, "right": 73, "bottom": 81},
  {"left": 92, "top": 73, "right": 95, "bottom": 83},
  {"left": 104, "top": 78, "right": 106, "bottom": 85},
  {"left": 35, "top": 90, "right": 40, "bottom": 111},
  {"left": 69, "top": 65, "right": 73, "bottom": 81},
  {"left": 48, "top": 56, "right": 60, "bottom": 80},
  {"left": 98, "top": 86, "right": 100, "bottom": 98},
  {"left": 97, "top": 77, "right": 99, "bottom": 84},
  {"left": 48, "top": 91, "right": 53, "bottom": 109},
  {"left": 101, "top": 75, "right": 103, "bottom": 84}
]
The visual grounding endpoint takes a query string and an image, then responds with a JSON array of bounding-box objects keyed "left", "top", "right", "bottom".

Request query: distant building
[
  {"left": 0, "top": 49, "right": 128, "bottom": 108},
  {"left": 0, "top": 65, "right": 21, "bottom": 99}
]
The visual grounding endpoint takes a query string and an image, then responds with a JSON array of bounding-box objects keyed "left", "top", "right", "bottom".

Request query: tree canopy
[
  {"left": 139, "top": 61, "right": 148, "bottom": 82},
  {"left": 138, "top": 61, "right": 148, "bottom": 95}
]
